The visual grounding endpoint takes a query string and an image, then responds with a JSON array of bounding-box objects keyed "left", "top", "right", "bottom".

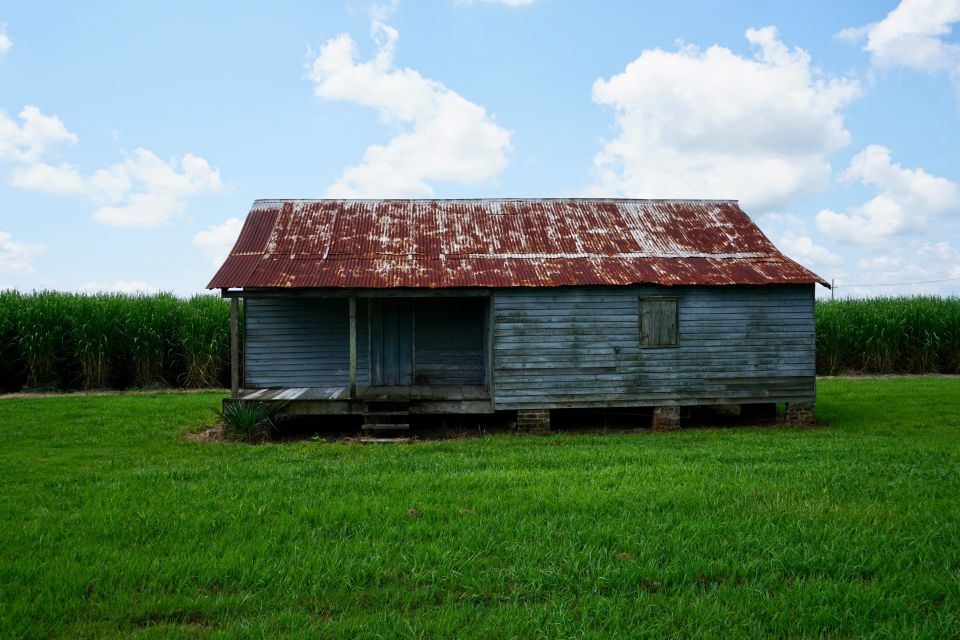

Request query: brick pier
[
  {"left": 652, "top": 406, "right": 681, "bottom": 431},
  {"left": 785, "top": 402, "right": 815, "bottom": 426},
  {"left": 517, "top": 409, "right": 551, "bottom": 432}
]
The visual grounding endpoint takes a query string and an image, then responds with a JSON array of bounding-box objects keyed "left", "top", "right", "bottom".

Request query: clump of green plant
[
  {"left": 1, "top": 291, "right": 232, "bottom": 392},
  {"left": 216, "top": 400, "right": 286, "bottom": 442},
  {"left": 16, "top": 291, "right": 72, "bottom": 387},
  {"left": 0, "top": 290, "right": 25, "bottom": 390},
  {"left": 125, "top": 293, "right": 178, "bottom": 387},
  {"left": 69, "top": 293, "right": 124, "bottom": 388},
  {"left": 177, "top": 295, "right": 230, "bottom": 388},
  {"left": 816, "top": 296, "right": 960, "bottom": 374}
]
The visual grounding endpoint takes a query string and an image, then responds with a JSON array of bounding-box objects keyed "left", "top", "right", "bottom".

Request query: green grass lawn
[{"left": 1, "top": 379, "right": 959, "bottom": 639}]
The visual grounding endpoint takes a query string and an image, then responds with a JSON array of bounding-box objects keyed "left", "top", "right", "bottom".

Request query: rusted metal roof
[{"left": 207, "top": 199, "right": 827, "bottom": 289}]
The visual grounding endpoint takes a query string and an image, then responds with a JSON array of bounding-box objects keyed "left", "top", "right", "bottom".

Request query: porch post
[
  {"left": 229, "top": 295, "right": 239, "bottom": 398},
  {"left": 349, "top": 295, "right": 357, "bottom": 399}
]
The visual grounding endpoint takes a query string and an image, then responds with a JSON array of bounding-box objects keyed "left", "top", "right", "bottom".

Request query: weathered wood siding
[
  {"left": 492, "top": 284, "right": 815, "bottom": 409},
  {"left": 244, "top": 298, "right": 368, "bottom": 388},
  {"left": 244, "top": 296, "right": 486, "bottom": 389},
  {"left": 414, "top": 298, "right": 485, "bottom": 385},
  {"left": 244, "top": 285, "right": 815, "bottom": 406}
]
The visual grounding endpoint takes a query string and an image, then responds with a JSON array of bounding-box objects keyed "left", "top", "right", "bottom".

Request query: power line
[{"left": 832, "top": 276, "right": 960, "bottom": 288}]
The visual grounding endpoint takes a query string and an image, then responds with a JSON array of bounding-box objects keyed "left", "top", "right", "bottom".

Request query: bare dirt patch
[{"left": 180, "top": 424, "right": 225, "bottom": 443}]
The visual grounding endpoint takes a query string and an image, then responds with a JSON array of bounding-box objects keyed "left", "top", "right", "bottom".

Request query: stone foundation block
[{"left": 652, "top": 406, "right": 681, "bottom": 431}]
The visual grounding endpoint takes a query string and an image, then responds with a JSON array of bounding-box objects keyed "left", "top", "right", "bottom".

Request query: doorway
[{"left": 369, "top": 299, "right": 413, "bottom": 385}]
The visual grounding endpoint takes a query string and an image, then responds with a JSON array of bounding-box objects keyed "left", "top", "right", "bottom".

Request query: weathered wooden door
[
  {"left": 370, "top": 299, "right": 414, "bottom": 385},
  {"left": 413, "top": 298, "right": 486, "bottom": 385}
]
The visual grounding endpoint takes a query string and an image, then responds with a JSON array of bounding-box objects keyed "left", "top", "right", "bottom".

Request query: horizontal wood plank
[{"left": 492, "top": 284, "right": 815, "bottom": 409}]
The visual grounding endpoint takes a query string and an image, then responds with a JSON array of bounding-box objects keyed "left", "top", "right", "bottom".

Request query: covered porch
[{"left": 223, "top": 289, "right": 493, "bottom": 416}]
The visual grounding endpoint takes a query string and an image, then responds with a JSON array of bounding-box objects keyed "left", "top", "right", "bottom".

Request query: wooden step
[
  {"left": 362, "top": 423, "right": 410, "bottom": 431},
  {"left": 366, "top": 400, "right": 410, "bottom": 409},
  {"left": 360, "top": 437, "right": 412, "bottom": 444},
  {"left": 364, "top": 413, "right": 409, "bottom": 426}
]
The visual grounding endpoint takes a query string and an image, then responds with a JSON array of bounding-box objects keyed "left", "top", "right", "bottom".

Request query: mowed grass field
[{"left": 1, "top": 379, "right": 959, "bottom": 638}]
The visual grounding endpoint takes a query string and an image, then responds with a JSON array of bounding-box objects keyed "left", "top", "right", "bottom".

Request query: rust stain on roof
[{"left": 207, "top": 199, "right": 827, "bottom": 289}]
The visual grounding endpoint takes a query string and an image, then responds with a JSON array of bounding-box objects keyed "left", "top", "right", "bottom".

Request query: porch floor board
[{"left": 238, "top": 385, "right": 490, "bottom": 403}]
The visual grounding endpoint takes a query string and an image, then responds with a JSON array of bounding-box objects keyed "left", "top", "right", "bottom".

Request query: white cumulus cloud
[
  {"left": 0, "top": 106, "right": 78, "bottom": 163},
  {"left": 917, "top": 242, "right": 960, "bottom": 280},
  {"left": 0, "top": 230, "right": 45, "bottom": 275},
  {"left": 308, "top": 21, "right": 511, "bottom": 197},
  {"left": 458, "top": 0, "right": 539, "bottom": 7},
  {"left": 78, "top": 281, "right": 159, "bottom": 294},
  {"left": 857, "top": 255, "right": 911, "bottom": 275},
  {"left": 917, "top": 241, "right": 960, "bottom": 262},
  {"left": 0, "top": 105, "right": 223, "bottom": 227},
  {"left": 89, "top": 149, "right": 223, "bottom": 227},
  {"left": 778, "top": 231, "right": 843, "bottom": 269},
  {"left": 10, "top": 161, "right": 86, "bottom": 194},
  {"left": 839, "top": 0, "right": 960, "bottom": 86},
  {"left": 589, "top": 27, "right": 861, "bottom": 212},
  {"left": 193, "top": 217, "right": 243, "bottom": 265},
  {"left": 0, "top": 24, "right": 12, "bottom": 55},
  {"left": 816, "top": 145, "right": 960, "bottom": 243}
]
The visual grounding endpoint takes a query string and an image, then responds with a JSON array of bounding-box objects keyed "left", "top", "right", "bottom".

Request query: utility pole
[{"left": 831, "top": 277, "right": 835, "bottom": 301}]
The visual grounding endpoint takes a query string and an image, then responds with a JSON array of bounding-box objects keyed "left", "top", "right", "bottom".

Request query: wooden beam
[
  {"left": 486, "top": 293, "right": 495, "bottom": 399},
  {"left": 229, "top": 295, "right": 239, "bottom": 397},
  {"left": 226, "top": 287, "right": 492, "bottom": 299},
  {"left": 367, "top": 299, "right": 373, "bottom": 389},
  {"left": 349, "top": 296, "right": 357, "bottom": 399}
]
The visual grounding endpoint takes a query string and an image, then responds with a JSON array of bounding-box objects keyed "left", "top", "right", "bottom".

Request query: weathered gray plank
[
  {"left": 245, "top": 298, "right": 369, "bottom": 388},
  {"left": 492, "top": 283, "right": 816, "bottom": 409},
  {"left": 414, "top": 298, "right": 485, "bottom": 385}
]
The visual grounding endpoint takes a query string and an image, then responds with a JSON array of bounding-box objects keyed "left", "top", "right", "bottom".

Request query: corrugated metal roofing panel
[{"left": 207, "top": 199, "right": 827, "bottom": 289}]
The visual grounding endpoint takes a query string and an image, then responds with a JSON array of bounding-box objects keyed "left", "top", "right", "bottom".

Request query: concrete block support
[
  {"left": 785, "top": 402, "right": 816, "bottom": 427},
  {"left": 517, "top": 409, "right": 550, "bottom": 432},
  {"left": 652, "top": 406, "right": 681, "bottom": 431}
]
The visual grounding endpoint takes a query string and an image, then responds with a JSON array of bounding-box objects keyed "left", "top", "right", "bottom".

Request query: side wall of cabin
[{"left": 491, "top": 284, "right": 816, "bottom": 409}]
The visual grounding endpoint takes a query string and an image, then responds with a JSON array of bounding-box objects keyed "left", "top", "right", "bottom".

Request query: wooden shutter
[{"left": 639, "top": 297, "right": 678, "bottom": 347}]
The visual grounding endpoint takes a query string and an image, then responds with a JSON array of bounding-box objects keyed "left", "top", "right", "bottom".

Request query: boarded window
[{"left": 639, "top": 297, "right": 678, "bottom": 347}]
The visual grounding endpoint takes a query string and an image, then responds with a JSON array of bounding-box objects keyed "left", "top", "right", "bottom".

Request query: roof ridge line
[
  {"left": 251, "top": 197, "right": 741, "bottom": 204},
  {"left": 207, "top": 198, "right": 830, "bottom": 288}
]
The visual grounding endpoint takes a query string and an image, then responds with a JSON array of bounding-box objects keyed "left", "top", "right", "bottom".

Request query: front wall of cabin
[
  {"left": 241, "top": 284, "right": 816, "bottom": 409},
  {"left": 491, "top": 284, "right": 815, "bottom": 409}
]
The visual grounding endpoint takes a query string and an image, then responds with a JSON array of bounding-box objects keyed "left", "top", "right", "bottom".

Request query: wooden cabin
[{"left": 208, "top": 199, "right": 826, "bottom": 431}]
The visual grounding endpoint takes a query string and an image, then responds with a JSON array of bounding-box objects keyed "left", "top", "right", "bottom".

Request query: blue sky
[{"left": 1, "top": 0, "right": 959, "bottom": 297}]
